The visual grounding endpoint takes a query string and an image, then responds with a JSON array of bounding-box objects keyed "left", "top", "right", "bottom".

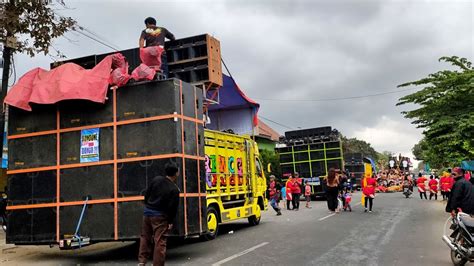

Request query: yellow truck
[{"left": 204, "top": 130, "right": 267, "bottom": 239}]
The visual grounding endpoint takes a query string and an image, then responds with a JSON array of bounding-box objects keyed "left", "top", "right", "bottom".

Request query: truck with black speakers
[
  {"left": 276, "top": 127, "right": 344, "bottom": 198},
  {"left": 4, "top": 37, "right": 267, "bottom": 247}
]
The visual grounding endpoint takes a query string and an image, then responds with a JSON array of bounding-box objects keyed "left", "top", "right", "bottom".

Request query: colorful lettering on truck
[{"left": 203, "top": 130, "right": 267, "bottom": 239}]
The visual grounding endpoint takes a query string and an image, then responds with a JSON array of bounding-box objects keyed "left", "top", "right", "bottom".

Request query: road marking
[
  {"left": 212, "top": 242, "right": 269, "bottom": 266},
  {"left": 318, "top": 213, "right": 336, "bottom": 221},
  {"left": 354, "top": 201, "right": 362, "bottom": 206}
]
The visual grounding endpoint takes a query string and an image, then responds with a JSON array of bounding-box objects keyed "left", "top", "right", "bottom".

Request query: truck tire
[
  {"left": 248, "top": 215, "right": 261, "bottom": 226},
  {"left": 204, "top": 206, "right": 219, "bottom": 240}
]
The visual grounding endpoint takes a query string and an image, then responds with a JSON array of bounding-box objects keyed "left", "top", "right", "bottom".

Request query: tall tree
[
  {"left": 398, "top": 56, "right": 474, "bottom": 168},
  {"left": 341, "top": 136, "right": 379, "bottom": 160}
]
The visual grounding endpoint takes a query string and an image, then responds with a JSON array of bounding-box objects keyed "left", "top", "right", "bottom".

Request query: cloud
[{"left": 352, "top": 115, "right": 423, "bottom": 165}]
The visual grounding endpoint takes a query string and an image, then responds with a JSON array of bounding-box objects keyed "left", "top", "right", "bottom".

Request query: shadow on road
[{"left": 25, "top": 221, "right": 257, "bottom": 263}]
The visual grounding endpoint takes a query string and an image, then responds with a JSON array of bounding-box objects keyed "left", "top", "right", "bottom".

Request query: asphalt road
[{"left": 1, "top": 192, "right": 458, "bottom": 265}]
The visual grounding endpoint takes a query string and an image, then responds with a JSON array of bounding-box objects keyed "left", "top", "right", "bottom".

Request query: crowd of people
[
  {"left": 268, "top": 172, "right": 314, "bottom": 216},
  {"left": 268, "top": 166, "right": 474, "bottom": 219},
  {"left": 267, "top": 168, "right": 379, "bottom": 215}
]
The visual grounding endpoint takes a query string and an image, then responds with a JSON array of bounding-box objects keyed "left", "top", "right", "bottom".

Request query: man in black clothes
[
  {"left": 138, "top": 17, "right": 176, "bottom": 77},
  {"left": 446, "top": 167, "right": 474, "bottom": 215},
  {"left": 138, "top": 162, "right": 180, "bottom": 266}
]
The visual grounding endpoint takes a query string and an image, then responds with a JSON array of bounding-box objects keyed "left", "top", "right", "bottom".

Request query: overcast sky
[{"left": 9, "top": 0, "right": 474, "bottom": 161}]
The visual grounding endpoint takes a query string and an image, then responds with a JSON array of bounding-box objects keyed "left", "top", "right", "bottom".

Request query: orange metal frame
[{"left": 6, "top": 84, "right": 206, "bottom": 241}]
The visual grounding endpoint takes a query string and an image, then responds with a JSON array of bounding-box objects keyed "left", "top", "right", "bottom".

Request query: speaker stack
[
  {"left": 276, "top": 127, "right": 343, "bottom": 182},
  {"left": 6, "top": 79, "right": 207, "bottom": 244}
]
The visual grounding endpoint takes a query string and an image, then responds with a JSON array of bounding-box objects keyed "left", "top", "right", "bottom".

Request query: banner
[{"left": 80, "top": 128, "right": 100, "bottom": 163}]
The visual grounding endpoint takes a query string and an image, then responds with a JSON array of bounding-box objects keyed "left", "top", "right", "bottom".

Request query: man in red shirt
[
  {"left": 428, "top": 175, "right": 438, "bottom": 200},
  {"left": 417, "top": 173, "right": 428, "bottom": 200},
  {"left": 291, "top": 172, "right": 302, "bottom": 211},
  {"left": 440, "top": 173, "right": 453, "bottom": 201}
]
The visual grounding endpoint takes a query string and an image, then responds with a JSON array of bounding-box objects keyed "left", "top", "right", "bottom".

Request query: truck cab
[{"left": 204, "top": 130, "right": 267, "bottom": 239}]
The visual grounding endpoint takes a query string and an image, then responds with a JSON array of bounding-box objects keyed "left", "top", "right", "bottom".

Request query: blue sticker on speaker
[{"left": 80, "top": 128, "right": 100, "bottom": 163}]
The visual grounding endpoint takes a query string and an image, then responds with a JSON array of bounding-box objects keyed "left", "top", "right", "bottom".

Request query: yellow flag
[{"left": 361, "top": 177, "right": 367, "bottom": 205}]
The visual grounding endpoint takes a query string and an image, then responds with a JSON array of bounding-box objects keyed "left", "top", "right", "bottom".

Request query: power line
[
  {"left": 76, "top": 26, "right": 121, "bottom": 51},
  {"left": 254, "top": 87, "right": 418, "bottom": 102},
  {"left": 53, "top": 10, "right": 121, "bottom": 51},
  {"left": 259, "top": 115, "right": 294, "bottom": 130},
  {"left": 73, "top": 30, "right": 120, "bottom": 51}
]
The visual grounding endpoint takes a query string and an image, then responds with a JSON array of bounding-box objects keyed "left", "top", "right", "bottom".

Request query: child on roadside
[
  {"left": 343, "top": 188, "right": 352, "bottom": 212},
  {"left": 304, "top": 181, "right": 312, "bottom": 208},
  {"left": 281, "top": 186, "right": 286, "bottom": 209}
]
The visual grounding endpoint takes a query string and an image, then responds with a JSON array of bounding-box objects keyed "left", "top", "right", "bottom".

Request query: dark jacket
[
  {"left": 144, "top": 176, "right": 180, "bottom": 223},
  {"left": 446, "top": 177, "right": 474, "bottom": 214}
]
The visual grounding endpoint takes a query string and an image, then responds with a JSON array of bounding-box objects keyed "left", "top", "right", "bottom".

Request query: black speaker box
[
  {"left": 285, "top": 126, "right": 332, "bottom": 141},
  {"left": 58, "top": 90, "right": 113, "bottom": 129},
  {"left": 60, "top": 203, "right": 114, "bottom": 241},
  {"left": 8, "top": 135, "right": 56, "bottom": 170},
  {"left": 8, "top": 104, "right": 56, "bottom": 135},
  {"left": 7, "top": 171, "right": 56, "bottom": 205},
  {"left": 6, "top": 208, "right": 56, "bottom": 244},
  {"left": 60, "top": 127, "right": 114, "bottom": 165},
  {"left": 60, "top": 165, "right": 114, "bottom": 202}
]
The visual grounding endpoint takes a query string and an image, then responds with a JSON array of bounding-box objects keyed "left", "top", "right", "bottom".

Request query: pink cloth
[
  {"left": 5, "top": 55, "right": 117, "bottom": 111},
  {"left": 139, "top": 46, "right": 164, "bottom": 70},
  {"left": 131, "top": 63, "right": 156, "bottom": 81}
]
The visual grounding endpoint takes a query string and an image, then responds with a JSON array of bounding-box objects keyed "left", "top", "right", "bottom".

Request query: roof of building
[{"left": 257, "top": 119, "right": 280, "bottom": 141}]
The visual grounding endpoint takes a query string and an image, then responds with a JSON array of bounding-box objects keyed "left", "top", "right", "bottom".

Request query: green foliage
[
  {"left": 259, "top": 149, "right": 281, "bottom": 179},
  {"left": 0, "top": 1, "right": 76, "bottom": 56},
  {"left": 341, "top": 136, "right": 379, "bottom": 160},
  {"left": 398, "top": 56, "right": 474, "bottom": 168}
]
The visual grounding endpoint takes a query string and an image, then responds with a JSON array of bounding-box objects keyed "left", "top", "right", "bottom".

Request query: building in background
[{"left": 255, "top": 119, "right": 280, "bottom": 152}]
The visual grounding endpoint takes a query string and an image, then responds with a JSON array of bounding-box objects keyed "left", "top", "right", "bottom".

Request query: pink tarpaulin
[{"left": 5, "top": 54, "right": 117, "bottom": 111}]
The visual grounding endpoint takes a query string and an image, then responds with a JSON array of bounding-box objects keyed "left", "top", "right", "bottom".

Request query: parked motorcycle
[{"left": 442, "top": 211, "right": 474, "bottom": 265}]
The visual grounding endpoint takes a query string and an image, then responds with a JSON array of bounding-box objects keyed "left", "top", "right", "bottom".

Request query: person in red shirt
[
  {"left": 440, "top": 172, "right": 454, "bottom": 200},
  {"left": 417, "top": 173, "right": 428, "bottom": 199},
  {"left": 292, "top": 172, "right": 302, "bottom": 211},
  {"left": 285, "top": 176, "right": 294, "bottom": 210},
  {"left": 428, "top": 175, "right": 439, "bottom": 200},
  {"left": 440, "top": 173, "right": 448, "bottom": 200},
  {"left": 268, "top": 175, "right": 282, "bottom": 216},
  {"left": 362, "top": 174, "right": 377, "bottom": 212}
]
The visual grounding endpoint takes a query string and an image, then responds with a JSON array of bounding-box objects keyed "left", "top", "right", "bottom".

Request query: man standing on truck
[
  {"left": 138, "top": 162, "right": 180, "bottom": 266},
  {"left": 138, "top": 17, "right": 176, "bottom": 77}
]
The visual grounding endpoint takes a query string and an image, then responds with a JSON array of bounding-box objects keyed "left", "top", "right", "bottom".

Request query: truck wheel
[
  {"left": 204, "top": 206, "right": 219, "bottom": 240},
  {"left": 248, "top": 215, "right": 261, "bottom": 225}
]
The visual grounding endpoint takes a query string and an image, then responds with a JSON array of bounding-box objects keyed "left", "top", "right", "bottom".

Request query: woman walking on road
[
  {"left": 428, "top": 175, "right": 438, "bottom": 200},
  {"left": 362, "top": 174, "right": 377, "bottom": 212},
  {"left": 417, "top": 173, "right": 428, "bottom": 200},
  {"left": 325, "top": 168, "right": 340, "bottom": 213}
]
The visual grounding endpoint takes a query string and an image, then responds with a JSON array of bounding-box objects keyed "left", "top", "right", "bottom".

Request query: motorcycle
[
  {"left": 402, "top": 186, "right": 412, "bottom": 198},
  {"left": 442, "top": 211, "right": 474, "bottom": 265}
]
